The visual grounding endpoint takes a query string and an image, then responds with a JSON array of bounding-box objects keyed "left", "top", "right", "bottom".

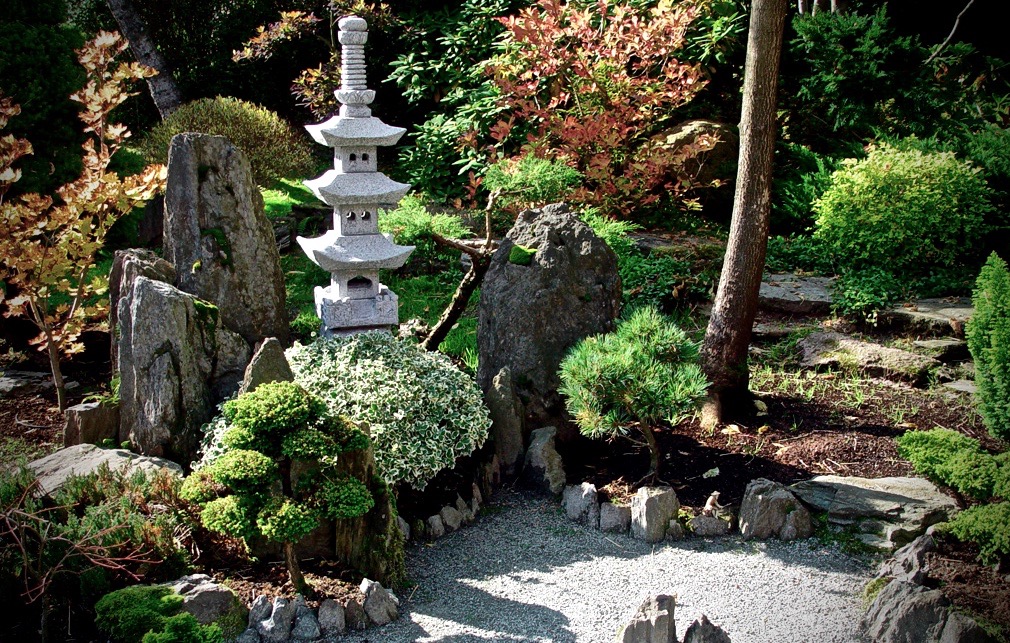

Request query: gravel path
[{"left": 342, "top": 490, "right": 875, "bottom": 643}]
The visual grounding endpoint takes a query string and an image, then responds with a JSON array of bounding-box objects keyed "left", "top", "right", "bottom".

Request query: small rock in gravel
[
  {"left": 740, "top": 478, "right": 812, "bottom": 541},
  {"left": 563, "top": 482, "right": 600, "bottom": 528},
  {"left": 317, "top": 598, "right": 345, "bottom": 635},
  {"left": 689, "top": 515, "right": 732, "bottom": 537},
  {"left": 667, "top": 519, "right": 686, "bottom": 540},
  {"left": 616, "top": 594, "right": 676, "bottom": 643},
  {"left": 360, "top": 578, "right": 399, "bottom": 626},
  {"left": 456, "top": 495, "right": 474, "bottom": 523},
  {"left": 683, "top": 614, "right": 732, "bottom": 643},
  {"left": 440, "top": 505, "right": 464, "bottom": 531},
  {"left": 632, "top": 486, "right": 680, "bottom": 543},
  {"left": 600, "top": 502, "right": 631, "bottom": 533},
  {"left": 427, "top": 514, "right": 445, "bottom": 539},
  {"left": 523, "top": 426, "right": 566, "bottom": 495},
  {"left": 344, "top": 598, "right": 367, "bottom": 630}
]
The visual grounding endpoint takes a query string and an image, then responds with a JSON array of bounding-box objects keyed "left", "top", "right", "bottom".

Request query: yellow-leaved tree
[{"left": 0, "top": 31, "right": 166, "bottom": 412}]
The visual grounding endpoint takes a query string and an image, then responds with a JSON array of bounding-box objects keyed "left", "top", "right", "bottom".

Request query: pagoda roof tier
[
  {"left": 305, "top": 115, "right": 406, "bottom": 147},
  {"left": 304, "top": 170, "right": 410, "bottom": 207},
  {"left": 297, "top": 231, "right": 414, "bottom": 273}
]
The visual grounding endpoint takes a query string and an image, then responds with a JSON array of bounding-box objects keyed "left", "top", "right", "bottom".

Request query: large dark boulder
[
  {"left": 477, "top": 203, "right": 620, "bottom": 429},
  {"left": 164, "top": 133, "right": 288, "bottom": 345}
]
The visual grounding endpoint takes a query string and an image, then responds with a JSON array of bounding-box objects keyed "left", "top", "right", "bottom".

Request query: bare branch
[{"left": 925, "top": 0, "right": 976, "bottom": 66}]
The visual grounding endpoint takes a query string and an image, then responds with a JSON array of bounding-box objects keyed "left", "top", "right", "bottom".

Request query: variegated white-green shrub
[{"left": 286, "top": 332, "right": 491, "bottom": 490}]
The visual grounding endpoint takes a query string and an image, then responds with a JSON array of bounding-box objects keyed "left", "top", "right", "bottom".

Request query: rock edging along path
[{"left": 337, "top": 490, "right": 874, "bottom": 643}]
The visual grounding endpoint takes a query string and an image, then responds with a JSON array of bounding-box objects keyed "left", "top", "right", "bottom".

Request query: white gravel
[{"left": 340, "top": 490, "right": 876, "bottom": 643}]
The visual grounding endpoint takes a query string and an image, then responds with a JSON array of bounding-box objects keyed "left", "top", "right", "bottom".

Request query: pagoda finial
[{"left": 336, "top": 16, "right": 374, "bottom": 118}]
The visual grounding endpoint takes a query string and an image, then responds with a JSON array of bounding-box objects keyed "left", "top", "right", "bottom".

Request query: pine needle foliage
[
  {"left": 559, "top": 307, "right": 708, "bottom": 478},
  {"left": 967, "top": 252, "right": 1010, "bottom": 441}
]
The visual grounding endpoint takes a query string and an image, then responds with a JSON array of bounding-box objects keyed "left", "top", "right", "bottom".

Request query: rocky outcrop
[
  {"left": 485, "top": 366, "right": 526, "bottom": 476},
  {"left": 117, "top": 275, "right": 249, "bottom": 462},
  {"left": 522, "top": 426, "right": 566, "bottom": 495},
  {"left": 877, "top": 534, "right": 936, "bottom": 585},
  {"left": 880, "top": 298, "right": 973, "bottom": 339},
  {"left": 164, "top": 574, "right": 247, "bottom": 630},
  {"left": 28, "top": 444, "right": 182, "bottom": 495},
  {"left": 109, "top": 249, "right": 176, "bottom": 371},
  {"left": 682, "top": 615, "right": 732, "bottom": 643},
  {"left": 478, "top": 203, "right": 620, "bottom": 428},
  {"left": 739, "top": 478, "right": 812, "bottom": 542},
  {"left": 759, "top": 273, "right": 834, "bottom": 314},
  {"left": 164, "top": 133, "right": 288, "bottom": 346},
  {"left": 616, "top": 594, "right": 677, "bottom": 643},
  {"left": 239, "top": 337, "right": 294, "bottom": 396},
  {"left": 791, "top": 475, "right": 959, "bottom": 550},
  {"left": 862, "top": 580, "right": 994, "bottom": 643},
  {"left": 63, "top": 401, "right": 119, "bottom": 447},
  {"left": 797, "top": 332, "right": 940, "bottom": 387},
  {"left": 631, "top": 487, "right": 680, "bottom": 544}
]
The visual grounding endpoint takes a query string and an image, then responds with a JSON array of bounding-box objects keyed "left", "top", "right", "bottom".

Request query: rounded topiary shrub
[
  {"left": 812, "top": 143, "right": 992, "bottom": 281},
  {"left": 285, "top": 332, "right": 491, "bottom": 490},
  {"left": 139, "top": 96, "right": 316, "bottom": 185}
]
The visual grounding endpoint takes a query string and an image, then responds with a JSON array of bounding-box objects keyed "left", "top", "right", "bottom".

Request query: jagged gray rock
[
  {"left": 798, "top": 332, "right": 940, "bottom": 387},
  {"left": 600, "top": 502, "right": 632, "bottom": 533},
  {"left": 360, "top": 578, "right": 399, "bottom": 626},
  {"left": 739, "top": 478, "right": 812, "bottom": 541},
  {"left": 563, "top": 482, "right": 600, "bottom": 528},
  {"left": 290, "top": 596, "right": 321, "bottom": 640},
  {"left": 396, "top": 515, "right": 410, "bottom": 542},
  {"left": 877, "top": 534, "right": 936, "bottom": 585},
  {"left": 63, "top": 401, "right": 119, "bottom": 447},
  {"left": 440, "top": 505, "right": 464, "bottom": 532},
  {"left": 683, "top": 614, "right": 732, "bottom": 643},
  {"left": 860, "top": 580, "right": 994, "bottom": 643},
  {"left": 28, "top": 444, "right": 182, "bottom": 495},
  {"left": 117, "top": 276, "right": 250, "bottom": 461},
  {"left": 255, "top": 596, "right": 296, "bottom": 643},
  {"left": 165, "top": 133, "right": 288, "bottom": 345},
  {"left": 522, "top": 426, "right": 566, "bottom": 495},
  {"left": 631, "top": 487, "right": 680, "bottom": 544},
  {"left": 109, "top": 249, "right": 176, "bottom": 371},
  {"left": 248, "top": 595, "right": 272, "bottom": 627},
  {"left": 792, "top": 475, "right": 959, "bottom": 550},
  {"left": 615, "top": 594, "right": 676, "bottom": 643},
  {"left": 456, "top": 495, "right": 474, "bottom": 523},
  {"left": 485, "top": 366, "right": 526, "bottom": 476},
  {"left": 235, "top": 627, "right": 260, "bottom": 643},
  {"left": 427, "top": 514, "right": 445, "bottom": 539},
  {"left": 317, "top": 598, "right": 346, "bottom": 635},
  {"left": 667, "top": 520, "right": 686, "bottom": 540},
  {"left": 164, "top": 573, "right": 246, "bottom": 627},
  {"left": 344, "top": 598, "right": 367, "bottom": 630},
  {"left": 912, "top": 339, "right": 969, "bottom": 363},
  {"left": 478, "top": 203, "right": 620, "bottom": 426},
  {"left": 239, "top": 337, "right": 294, "bottom": 395}
]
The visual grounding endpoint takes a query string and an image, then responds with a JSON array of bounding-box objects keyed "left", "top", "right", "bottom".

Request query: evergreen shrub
[
  {"left": 812, "top": 143, "right": 992, "bottom": 283},
  {"left": 378, "top": 195, "right": 472, "bottom": 269},
  {"left": 559, "top": 307, "right": 708, "bottom": 477},
  {"left": 139, "top": 97, "right": 316, "bottom": 185},
  {"left": 286, "top": 332, "right": 490, "bottom": 490},
  {"left": 967, "top": 252, "right": 1010, "bottom": 441},
  {"left": 95, "top": 585, "right": 223, "bottom": 643}
]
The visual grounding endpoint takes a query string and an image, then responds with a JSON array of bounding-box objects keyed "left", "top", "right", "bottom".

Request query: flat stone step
[
  {"left": 879, "top": 298, "right": 973, "bottom": 338},
  {"left": 942, "top": 379, "right": 977, "bottom": 394},
  {"left": 797, "top": 332, "right": 940, "bottom": 387},
  {"left": 751, "top": 320, "right": 820, "bottom": 341},
  {"left": 759, "top": 273, "right": 834, "bottom": 314},
  {"left": 911, "top": 338, "right": 969, "bottom": 363}
]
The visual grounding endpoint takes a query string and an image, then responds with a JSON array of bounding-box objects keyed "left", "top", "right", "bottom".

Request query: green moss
[
  {"left": 200, "top": 227, "right": 233, "bottom": 267},
  {"left": 508, "top": 244, "right": 537, "bottom": 266},
  {"left": 94, "top": 585, "right": 184, "bottom": 643},
  {"left": 863, "top": 576, "right": 890, "bottom": 606},
  {"left": 192, "top": 299, "right": 219, "bottom": 335},
  {"left": 191, "top": 260, "right": 202, "bottom": 273}
]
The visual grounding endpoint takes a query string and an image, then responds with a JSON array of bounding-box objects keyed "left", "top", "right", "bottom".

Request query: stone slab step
[
  {"left": 879, "top": 298, "right": 973, "bottom": 338},
  {"left": 759, "top": 273, "right": 834, "bottom": 315},
  {"left": 797, "top": 332, "right": 940, "bottom": 387}
]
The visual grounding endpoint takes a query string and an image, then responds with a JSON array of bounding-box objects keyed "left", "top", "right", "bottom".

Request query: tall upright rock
[
  {"left": 164, "top": 133, "right": 289, "bottom": 345},
  {"left": 477, "top": 203, "right": 620, "bottom": 430}
]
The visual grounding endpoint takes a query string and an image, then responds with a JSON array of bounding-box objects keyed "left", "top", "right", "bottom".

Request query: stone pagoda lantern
[{"left": 298, "top": 15, "right": 413, "bottom": 336}]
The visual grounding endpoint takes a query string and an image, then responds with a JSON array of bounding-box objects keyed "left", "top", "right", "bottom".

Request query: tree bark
[
  {"left": 283, "top": 541, "right": 310, "bottom": 596},
  {"left": 700, "top": 0, "right": 787, "bottom": 429},
  {"left": 105, "top": 0, "right": 183, "bottom": 119}
]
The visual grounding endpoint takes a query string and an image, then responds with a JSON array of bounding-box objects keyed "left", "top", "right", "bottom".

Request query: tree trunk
[
  {"left": 283, "top": 541, "right": 310, "bottom": 596},
  {"left": 105, "top": 0, "right": 183, "bottom": 119},
  {"left": 700, "top": 0, "right": 787, "bottom": 429},
  {"left": 420, "top": 255, "right": 491, "bottom": 352}
]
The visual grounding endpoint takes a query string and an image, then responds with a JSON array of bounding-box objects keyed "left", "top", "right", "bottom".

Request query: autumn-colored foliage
[
  {"left": 489, "top": 0, "right": 712, "bottom": 216},
  {"left": 0, "top": 31, "right": 166, "bottom": 411},
  {"left": 233, "top": 2, "right": 397, "bottom": 118}
]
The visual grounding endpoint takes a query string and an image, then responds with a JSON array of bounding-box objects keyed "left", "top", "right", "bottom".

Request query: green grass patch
[{"left": 261, "top": 178, "right": 319, "bottom": 220}]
